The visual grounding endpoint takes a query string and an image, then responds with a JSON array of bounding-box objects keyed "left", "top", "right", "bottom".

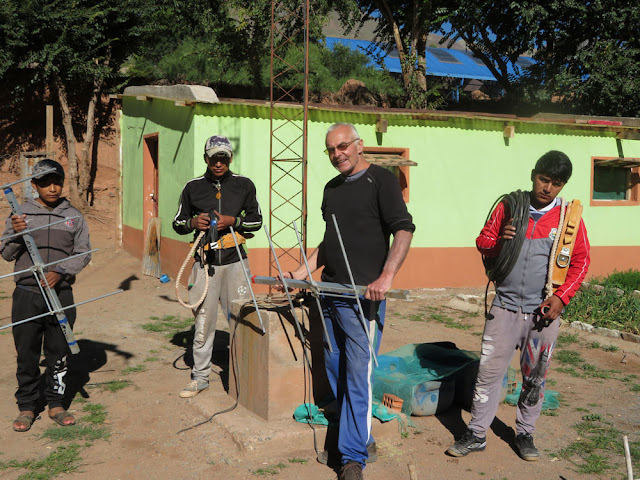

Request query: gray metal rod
[
  {"left": 0, "top": 249, "right": 98, "bottom": 281},
  {"left": 292, "top": 220, "right": 332, "bottom": 352},
  {"left": 2, "top": 185, "right": 80, "bottom": 353},
  {"left": 251, "top": 276, "right": 409, "bottom": 300},
  {"left": 0, "top": 289, "right": 124, "bottom": 331},
  {"left": 229, "top": 227, "right": 266, "bottom": 334},
  {"left": 0, "top": 216, "right": 80, "bottom": 242},
  {"left": 331, "top": 214, "right": 378, "bottom": 366},
  {"left": 263, "top": 224, "right": 311, "bottom": 365},
  {"left": 1, "top": 167, "right": 57, "bottom": 189}
]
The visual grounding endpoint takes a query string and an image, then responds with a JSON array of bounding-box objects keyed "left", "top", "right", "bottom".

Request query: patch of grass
[
  {"left": 630, "top": 384, "right": 640, "bottom": 392},
  {"left": 602, "top": 344, "right": 619, "bottom": 352},
  {"left": 0, "top": 443, "right": 83, "bottom": 479},
  {"left": 429, "top": 313, "right": 472, "bottom": 330},
  {"left": 588, "top": 341, "right": 601, "bottom": 349},
  {"left": 621, "top": 374, "right": 638, "bottom": 383},
  {"left": 82, "top": 404, "right": 107, "bottom": 424},
  {"left": 41, "top": 423, "right": 110, "bottom": 442},
  {"left": 252, "top": 463, "right": 288, "bottom": 475},
  {"left": 287, "top": 458, "right": 307, "bottom": 464},
  {"left": 575, "top": 407, "right": 589, "bottom": 412},
  {"left": 557, "top": 332, "right": 579, "bottom": 346},
  {"left": 554, "top": 350, "right": 583, "bottom": 366},
  {"left": 88, "top": 380, "right": 131, "bottom": 393},
  {"left": 542, "top": 410, "right": 559, "bottom": 416},
  {"left": 565, "top": 285, "right": 640, "bottom": 334},
  {"left": 121, "top": 365, "right": 145, "bottom": 375},
  {"left": 144, "top": 356, "right": 159, "bottom": 362},
  {"left": 149, "top": 349, "right": 160, "bottom": 353},
  {"left": 72, "top": 393, "right": 88, "bottom": 404},
  {"left": 594, "top": 268, "right": 640, "bottom": 293},
  {"left": 546, "top": 378, "right": 557, "bottom": 387},
  {"left": 407, "top": 314, "right": 425, "bottom": 322},
  {"left": 141, "top": 315, "right": 193, "bottom": 338},
  {"left": 558, "top": 415, "right": 640, "bottom": 476}
]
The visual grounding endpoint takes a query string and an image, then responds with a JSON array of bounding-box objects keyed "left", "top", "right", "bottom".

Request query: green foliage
[
  {"left": 121, "top": 365, "right": 146, "bottom": 375},
  {"left": 0, "top": 444, "right": 83, "bottom": 479},
  {"left": 142, "top": 315, "right": 193, "bottom": 338},
  {"left": 82, "top": 404, "right": 107, "bottom": 425},
  {"left": 592, "top": 269, "right": 640, "bottom": 293},
  {"left": 565, "top": 287, "right": 640, "bottom": 335},
  {"left": 252, "top": 463, "right": 288, "bottom": 475},
  {"left": 41, "top": 424, "right": 110, "bottom": 443},
  {"left": 558, "top": 415, "right": 639, "bottom": 476},
  {"left": 556, "top": 332, "right": 579, "bottom": 347}
]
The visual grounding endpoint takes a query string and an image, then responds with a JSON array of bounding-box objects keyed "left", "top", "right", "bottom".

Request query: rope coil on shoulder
[
  {"left": 175, "top": 230, "right": 210, "bottom": 309},
  {"left": 482, "top": 190, "right": 530, "bottom": 284}
]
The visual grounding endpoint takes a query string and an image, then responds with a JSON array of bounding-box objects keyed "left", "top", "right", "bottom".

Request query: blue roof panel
[{"left": 325, "top": 37, "right": 535, "bottom": 83}]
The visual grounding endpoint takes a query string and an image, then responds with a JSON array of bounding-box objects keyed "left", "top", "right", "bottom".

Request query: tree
[
  {"left": 441, "top": 0, "right": 640, "bottom": 117},
  {"left": 339, "top": 0, "right": 450, "bottom": 108},
  {"left": 0, "top": 0, "right": 151, "bottom": 205},
  {"left": 521, "top": 0, "right": 640, "bottom": 117}
]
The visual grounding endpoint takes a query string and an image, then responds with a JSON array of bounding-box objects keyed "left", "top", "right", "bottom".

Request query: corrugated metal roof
[{"left": 325, "top": 37, "right": 534, "bottom": 83}]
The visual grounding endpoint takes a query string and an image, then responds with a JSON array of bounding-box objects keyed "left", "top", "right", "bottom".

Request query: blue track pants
[{"left": 322, "top": 295, "right": 385, "bottom": 466}]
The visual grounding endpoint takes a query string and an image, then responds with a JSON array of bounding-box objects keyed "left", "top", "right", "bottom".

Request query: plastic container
[
  {"left": 410, "top": 377, "right": 455, "bottom": 416},
  {"left": 159, "top": 274, "right": 170, "bottom": 283}
]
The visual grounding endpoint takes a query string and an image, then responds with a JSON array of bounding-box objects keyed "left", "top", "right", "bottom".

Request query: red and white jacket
[{"left": 477, "top": 199, "right": 590, "bottom": 313}]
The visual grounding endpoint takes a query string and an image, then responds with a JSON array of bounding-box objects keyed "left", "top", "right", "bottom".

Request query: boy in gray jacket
[{"left": 1, "top": 159, "right": 91, "bottom": 432}]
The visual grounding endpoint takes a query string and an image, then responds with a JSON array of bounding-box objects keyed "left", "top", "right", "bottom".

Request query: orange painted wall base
[{"left": 122, "top": 226, "right": 640, "bottom": 288}]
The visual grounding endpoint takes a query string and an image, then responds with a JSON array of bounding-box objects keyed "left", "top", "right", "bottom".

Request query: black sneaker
[
  {"left": 446, "top": 430, "right": 487, "bottom": 457},
  {"left": 514, "top": 433, "right": 540, "bottom": 461},
  {"left": 339, "top": 461, "right": 363, "bottom": 480}
]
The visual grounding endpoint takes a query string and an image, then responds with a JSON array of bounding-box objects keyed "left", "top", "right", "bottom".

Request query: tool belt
[
  {"left": 551, "top": 199, "right": 583, "bottom": 292},
  {"left": 191, "top": 232, "right": 246, "bottom": 251}
]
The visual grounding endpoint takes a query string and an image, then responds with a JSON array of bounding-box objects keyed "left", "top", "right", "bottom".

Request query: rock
[
  {"left": 621, "top": 332, "right": 640, "bottom": 344},
  {"left": 594, "top": 327, "right": 621, "bottom": 339},
  {"left": 446, "top": 298, "right": 481, "bottom": 314},
  {"left": 570, "top": 321, "right": 594, "bottom": 333}
]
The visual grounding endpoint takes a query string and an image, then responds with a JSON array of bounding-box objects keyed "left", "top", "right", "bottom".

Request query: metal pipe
[
  {"left": 0, "top": 216, "right": 80, "bottom": 243},
  {"left": 229, "top": 227, "right": 266, "bottom": 334},
  {"left": 331, "top": 214, "right": 378, "bottom": 366},
  {"left": 0, "top": 290, "right": 123, "bottom": 331},
  {"left": 292, "top": 220, "right": 332, "bottom": 352}
]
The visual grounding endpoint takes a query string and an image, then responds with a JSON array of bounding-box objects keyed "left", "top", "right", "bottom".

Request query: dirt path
[{"left": 1, "top": 189, "right": 639, "bottom": 480}]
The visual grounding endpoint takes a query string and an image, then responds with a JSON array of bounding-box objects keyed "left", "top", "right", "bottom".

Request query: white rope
[
  {"left": 175, "top": 230, "right": 210, "bottom": 309},
  {"left": 545, "top": 198, "right": 567, "bottom": 300}
]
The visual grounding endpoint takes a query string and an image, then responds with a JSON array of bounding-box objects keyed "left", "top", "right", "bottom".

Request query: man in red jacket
[{"left": 447, "top": 151, "right": 590, "bottom": 461}]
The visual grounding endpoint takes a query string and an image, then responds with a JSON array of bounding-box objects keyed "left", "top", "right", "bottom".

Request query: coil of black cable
[{"left": 482, "top": 189, "right": 530, "bottom": 284}]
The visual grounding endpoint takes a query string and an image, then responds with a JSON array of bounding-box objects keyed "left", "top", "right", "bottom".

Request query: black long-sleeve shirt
[
  {"left": 172, "top": 169, "right": 262, "bottom": 265},
  {"left": 318, "top": 164, "right": 415, "bottom": 285}
]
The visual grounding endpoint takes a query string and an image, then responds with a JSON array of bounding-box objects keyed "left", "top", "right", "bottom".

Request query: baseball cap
[
  {"left": 33, "top": 159, "right": 65, "bottom": 180},
  {"left": 204, "top": 135, "right": 233, "bottom": 158}
]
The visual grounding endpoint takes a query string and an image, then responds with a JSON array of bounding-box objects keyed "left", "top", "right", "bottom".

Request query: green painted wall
[{"left": 121, "top": 98, "right": 640, "bottom": 251}]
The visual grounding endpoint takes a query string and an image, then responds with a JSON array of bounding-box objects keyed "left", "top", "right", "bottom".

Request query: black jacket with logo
[{"left": 172, "top": 169, "right": 262, "bottom": 265}]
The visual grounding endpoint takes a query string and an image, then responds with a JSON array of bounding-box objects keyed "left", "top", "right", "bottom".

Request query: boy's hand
[
  {"left": 539, "top": 295, "right": 564, "bottom": 322},
  {"left": 191, "top": 213, "right": 211, "bottom": 231},
  {"left": 10, "top": 214, "right": 27, "bottom": 233},
  {"left": 41, "top": 272, "right": 61, "bottom": 288},
  {"left": 213, "top": 210, "right": 235, "bottom": 230},
  {"left": 500, "top": 219, "right": 516, "bottom": 242}
]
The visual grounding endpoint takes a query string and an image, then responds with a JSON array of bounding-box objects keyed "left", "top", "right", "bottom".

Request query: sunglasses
[{"left": 324, "top": 138, "right": 359, "bottom": 156}]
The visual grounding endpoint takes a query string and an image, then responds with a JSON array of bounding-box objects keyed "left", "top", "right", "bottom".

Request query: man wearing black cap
[
  {"left": 1, "top": 159, "right": 91, "bottom": 432},
  {"left": 173, "top": 135, "right": 262, "bottom": 398}
]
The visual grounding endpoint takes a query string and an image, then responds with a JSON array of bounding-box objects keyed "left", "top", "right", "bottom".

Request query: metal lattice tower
[{"left": 269, "top": 0, "right": 310, "bottom": 281}]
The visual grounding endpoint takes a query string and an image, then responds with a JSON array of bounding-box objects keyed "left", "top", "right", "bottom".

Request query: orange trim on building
[{"left": 122, "top": 226, "right": 640, "bottom": 289}]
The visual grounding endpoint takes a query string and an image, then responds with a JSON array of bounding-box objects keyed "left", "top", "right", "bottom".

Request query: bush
[{"left": 596, "top": 269, "right": 640, "bottom": 293}]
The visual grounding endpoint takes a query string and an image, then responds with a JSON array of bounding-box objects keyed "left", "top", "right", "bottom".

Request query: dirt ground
[{"left": 1, "top": 167, "right": 639, "bottom": 480}]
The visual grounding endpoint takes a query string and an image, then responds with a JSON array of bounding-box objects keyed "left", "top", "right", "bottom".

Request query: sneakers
[
  {"left": 317, "top": 442, "right": 378, "bottom": 465},
  {"left": 514, "top": 433, "right": 540, "bottom": 461},
  {"left": 339, "top": 461, "right": 363, "bottom": 480},
  {"left": 179, "top": 379, "right": 209, "bottom": 398},
  {"left": 446, "top": 430, "right": 487, "bottom": 457}
]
